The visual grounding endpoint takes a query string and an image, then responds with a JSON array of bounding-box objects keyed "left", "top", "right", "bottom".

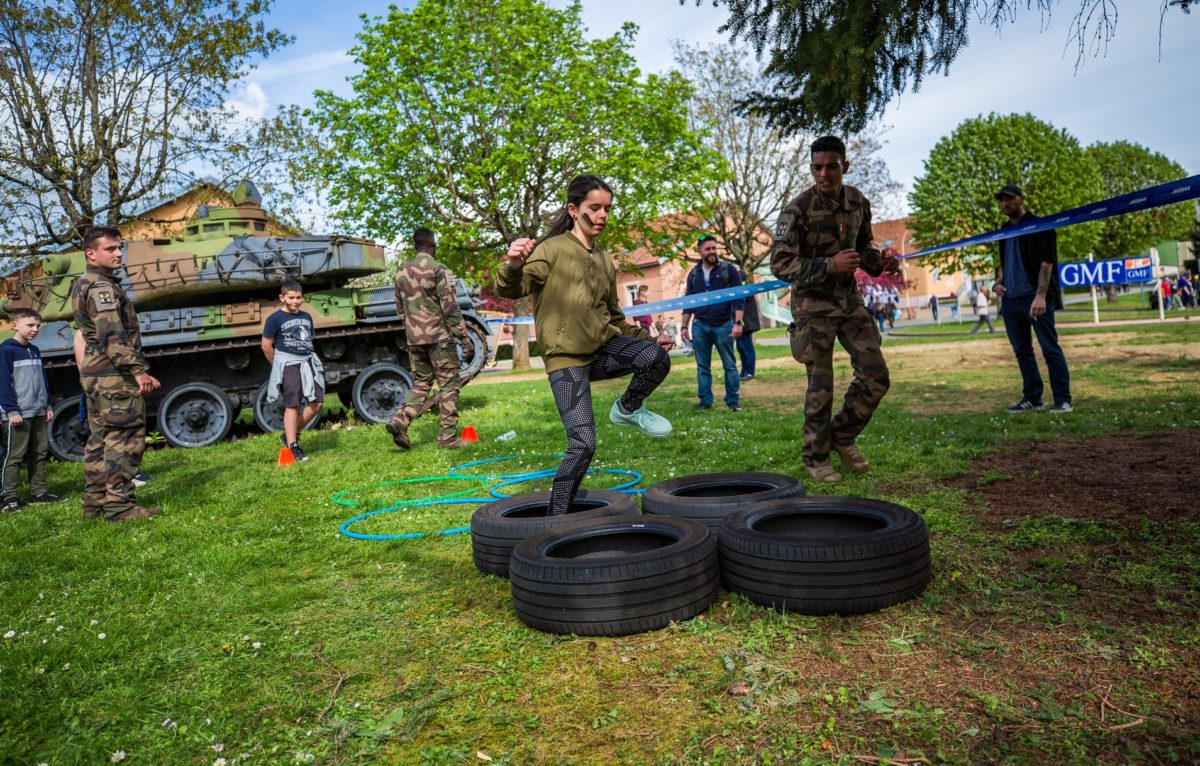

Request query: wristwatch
[{"left": 734, "top": 319, "right": 744, "bottom": 327}]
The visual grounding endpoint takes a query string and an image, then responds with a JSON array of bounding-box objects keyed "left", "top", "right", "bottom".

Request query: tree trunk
[
  {"left": 512, "top": 296, "right": 533, "bottom": 370},
  {"left": 1105, "top": 284, "right": 1119, "bottom": 303}
]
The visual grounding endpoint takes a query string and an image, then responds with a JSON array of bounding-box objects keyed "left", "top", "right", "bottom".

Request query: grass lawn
[{"left": 3, "top": 323, "right": 1198, "bottom": 765}]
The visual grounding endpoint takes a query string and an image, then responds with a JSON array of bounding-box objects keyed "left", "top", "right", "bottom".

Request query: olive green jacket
[{"left": 495, "top": 233, "right": 650, "bottom": 372}]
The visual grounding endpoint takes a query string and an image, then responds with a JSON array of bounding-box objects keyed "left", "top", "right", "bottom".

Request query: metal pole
[
  {"left": 1088, "top": 253, "right": 1099, "bottom": 324},
  {"left": 1152, "top": 248, "right": 1165, "bottom": 321}
]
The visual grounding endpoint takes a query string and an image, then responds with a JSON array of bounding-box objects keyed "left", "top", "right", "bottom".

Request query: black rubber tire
[
  {"left": 156, "top": 382, "right": 235, "bottom": 449},
  {"left": 47, "top": 394, "right": 87, "bottom": 462},
  {"left": 510, "top": 515, "right": 718, "bottom": 636},
  {"left": 457, "top": 319, "right": 491, "bottom": 383},
  {"left": 718, "top": 497, "right": 931, "bottom": 616},
  {"left": 641, "top": 471, "right": 806, "bottom": 530},
  {"left": 252, "top": 382, "right": 322, "bottom": 434},
  {"left": 350, "top": 362, "right": 414, "bottom": 425},
  {"left": 471, "top": 490, "right": 639, "bottom": 578}
]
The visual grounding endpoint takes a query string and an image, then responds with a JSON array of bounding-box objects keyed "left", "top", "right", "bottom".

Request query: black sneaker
[
  {"left": 132, "top": 471, "right": 151, "bottom": 488},
  {"left": 739, "top": 373, "right": 754, "bottom": 381},
  {"left": 2, "top": 499, "right": 20, "bottom": 513},
  {"left": 694, "top": 403, "right": 712, "bottom": 411},
  {"left": 1048, "top": 401, "right": 1073, "bottom": 413},
  {"left": 289, "top": 443, "right": 309, "bottom": 462},
  {"left": 727, "top": 403, "right": 742, "bottom": 412},
  {"left": 1005, "top": 400, "right": 1043, "bottom": 414},
  {"left": 29, "top": 492, "right": 63, "bottom": 504}
]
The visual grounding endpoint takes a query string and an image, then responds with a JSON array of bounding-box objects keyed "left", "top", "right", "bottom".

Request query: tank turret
[{"left": 0, "top": 182, "right": 491, "bottom": 459}]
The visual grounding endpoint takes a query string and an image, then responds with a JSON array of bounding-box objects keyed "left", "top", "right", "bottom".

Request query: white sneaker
[{"left": 609, "top": 401, "right": 672, "bottom": 438}]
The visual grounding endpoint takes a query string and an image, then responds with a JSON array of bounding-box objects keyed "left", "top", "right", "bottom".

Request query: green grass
[{"left": 2, "top": 323, "right": 1199, "bottom": 765}]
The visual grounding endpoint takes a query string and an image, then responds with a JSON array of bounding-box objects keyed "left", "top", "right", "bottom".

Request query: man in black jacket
[{"left": 993, "top": 185, "right": 1072, "bottom": 414}]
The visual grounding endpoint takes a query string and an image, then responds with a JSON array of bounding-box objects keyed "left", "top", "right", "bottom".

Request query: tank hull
[{"left": 1, "top": 191, "right": 491, "bottom": 459}]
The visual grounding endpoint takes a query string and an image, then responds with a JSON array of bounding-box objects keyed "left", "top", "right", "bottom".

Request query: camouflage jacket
[
  {"left": 495, "top": 233, "right": 650, "bottom": 373},
  {"left": 770, "top": 184, "right": 886, "bottom": 318},
  {"left": 72, "top": 266, "right": 148, "bottom": 394},
  {"left": 394, "top": 252, "right": 468, "bottom": 346}
]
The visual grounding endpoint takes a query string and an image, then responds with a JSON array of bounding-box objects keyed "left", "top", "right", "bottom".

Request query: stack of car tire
[{"left": 471, "top": 473, "right": 932, "bottom": 637}]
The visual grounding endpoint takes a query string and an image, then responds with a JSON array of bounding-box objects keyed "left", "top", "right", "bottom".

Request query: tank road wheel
[
  {"left": 457, "top": 321, "right": 490, "bottom": 382},
  {"left": 48, "top": 394, "right": 88, "bottom": 462},
  {"left": 156, "top": 382, "right": 235, "bottom": 449},
  {"left": 253, "top": 382, "right": 322, "bottom": 434},
  {"left": 351, "top": 362, "right": 414, "bottom": 425}
]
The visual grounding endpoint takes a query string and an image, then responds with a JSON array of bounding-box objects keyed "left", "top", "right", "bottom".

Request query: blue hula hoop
[
  {"left": 339, "top": 497, "right": 490, "bottom": 541},
  {"left": 330, "top": 474, "right": 490, "bottom": 508},
  {"left": 488, "top": 468, "right": 643, "bottom": 499},
  {"left": 447, "top": 454, "right": 564, "bottom": 481}
]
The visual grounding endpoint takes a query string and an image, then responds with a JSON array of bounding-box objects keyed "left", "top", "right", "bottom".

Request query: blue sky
[{"left": 246, "top": 1, "right": 1199, "bottom": 215}]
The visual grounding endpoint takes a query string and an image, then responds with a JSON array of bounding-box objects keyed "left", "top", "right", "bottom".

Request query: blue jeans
[
  {"left": 1000, "top": 295, "right": 1071, "bottom": 406},
  {"left": 735, "top": 331, "right": 756, "bottom": 377},
  {"left": 692, "top": 319, "right": 739, "bottom": 407}
]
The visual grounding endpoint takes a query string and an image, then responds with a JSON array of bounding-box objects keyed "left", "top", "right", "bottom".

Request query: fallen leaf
[{"left": 476, "top": 752, "right": 492, "bottom": 762}]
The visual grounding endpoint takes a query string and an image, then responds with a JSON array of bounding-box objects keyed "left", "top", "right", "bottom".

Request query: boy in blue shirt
[
  {"left": 1, "top": 308, "right": 62, "bottom": 511},
  {"left": 261, "top": 279, "right": 324, "bottom": 461}
]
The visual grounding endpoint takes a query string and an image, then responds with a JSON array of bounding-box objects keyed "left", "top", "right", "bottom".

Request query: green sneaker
[{"left": 609, "top": 401, "right": 672, "bottom": 438}]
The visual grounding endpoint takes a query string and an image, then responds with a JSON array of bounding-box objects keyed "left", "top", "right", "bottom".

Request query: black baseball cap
[
  {"left": 995, "top": 184, "right": 1024, "bottom": 200},
  {"left": 697, "top": 233, "right": 716, "bottom": 245}
]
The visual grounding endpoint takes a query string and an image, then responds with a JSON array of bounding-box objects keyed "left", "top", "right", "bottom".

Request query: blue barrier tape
[
  {"left": 902, "top": 173, "right": 1200, "bottom": 260},
  {"left": 484, "top": 316, "right": 535, "bottom": 325},
  {"left": 501, "top": 281, "right": 787, "bottom": 325},
  {"left": 339, "top": 497, "right": 489, "bottom": 541},
  {"left": 485, "top": 173, "right": 1200, "bottom": 324}
]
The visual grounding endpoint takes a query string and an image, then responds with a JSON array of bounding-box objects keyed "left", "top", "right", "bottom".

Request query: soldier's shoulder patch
[
  {"left": 775, "top": 212, "right": 796, "bottom": 240},
  {"left": 90, "top": 287, "right": 117, "bottom": 310}
]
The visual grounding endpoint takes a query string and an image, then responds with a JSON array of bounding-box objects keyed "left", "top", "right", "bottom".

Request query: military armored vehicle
[{"left": 0, "top": 182, "right": 490, "bottom": 461}]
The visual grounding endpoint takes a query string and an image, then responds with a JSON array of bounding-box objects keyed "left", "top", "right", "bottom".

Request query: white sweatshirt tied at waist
[{"left": 266, "top": 350, "right": 325, "bottom": 405}]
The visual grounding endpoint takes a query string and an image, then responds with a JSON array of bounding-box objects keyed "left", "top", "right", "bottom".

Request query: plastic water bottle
[{"left": 496, "top": 430, "right": 517, "bottom": 442}]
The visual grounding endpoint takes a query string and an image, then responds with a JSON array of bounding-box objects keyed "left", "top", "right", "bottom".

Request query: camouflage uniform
[
  {"left": 390, "top": 252, "right": 469, "bottom": 446},
  {"left": 72, "top": 266, "right": 150, "bottom": 518},
  {"left": 770, "top": 185, "right": 891, "bottom": 466}
]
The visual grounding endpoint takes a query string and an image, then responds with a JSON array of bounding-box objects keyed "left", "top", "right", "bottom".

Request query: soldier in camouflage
[
  {"left": 770, "top": 136, "right": 900, "bottom": 483},
  {"left": 72, "top": 226, "right": 162, "bottom": 521},
  {"left": 386, "top": 228, "right": 474, "bottom": 449}
]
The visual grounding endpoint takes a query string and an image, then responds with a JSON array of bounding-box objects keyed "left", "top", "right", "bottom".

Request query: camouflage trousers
[
  {"left": 789, "top": 304, "right": 890, "bottom": 464},
  {"left": 82, "top": 391, "right": 146, "bottom": 519},
  {"left": 392, "top": 341, "right": 462, "bottom": 446}
]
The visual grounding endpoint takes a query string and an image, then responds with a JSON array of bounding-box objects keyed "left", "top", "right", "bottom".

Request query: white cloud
[
  {"left": 249, "top": 50, "right": 351, "bottom": 84},
  {"left": 226, "top": 82, "right": 269, "bottom": 123},
  {"left": 547, "top": 0, "right": 728, "bottom": 74}
]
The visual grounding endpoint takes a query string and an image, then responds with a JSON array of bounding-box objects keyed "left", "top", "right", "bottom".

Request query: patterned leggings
[{"left": 547, "top": 335, "right": 671, "bottom": 515}]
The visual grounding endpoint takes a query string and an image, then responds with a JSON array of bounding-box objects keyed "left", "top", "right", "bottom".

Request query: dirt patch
[
  {"left": 950, "top": 429, "right": 1196, "bottom": 526},
  {"left": 946, "top": 429, "right": 1199, "bottom": 626}
]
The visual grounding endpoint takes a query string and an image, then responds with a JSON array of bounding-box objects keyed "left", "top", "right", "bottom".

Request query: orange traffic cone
[
  {"left": 461, "top": 425, "right": 479, "bottom": 442},
  {"left": 277, "top": 446, "right": 295, "bottom": 466}
]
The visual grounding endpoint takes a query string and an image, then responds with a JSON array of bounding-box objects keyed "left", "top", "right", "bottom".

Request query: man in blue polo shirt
[
  {"left": 993, "top": 184, "right": 1072, "bottom": 414},
  {"left": 680, "top": 234, "right": 744, "bottom": 411}
]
